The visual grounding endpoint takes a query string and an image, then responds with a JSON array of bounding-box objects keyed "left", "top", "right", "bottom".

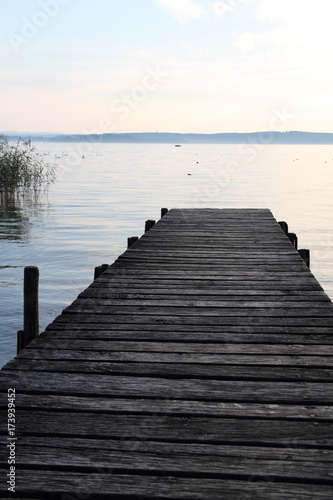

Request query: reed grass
[{"left": 0, "top": 137, "right": 57, "bottom": 193}]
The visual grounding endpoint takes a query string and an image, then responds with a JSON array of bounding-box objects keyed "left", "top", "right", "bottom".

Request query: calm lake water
[{"left": 1, "top": 141, "right": 333, "bottom": 367}]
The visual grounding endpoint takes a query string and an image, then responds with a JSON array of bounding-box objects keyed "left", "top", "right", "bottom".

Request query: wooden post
[
  {"left": 17, "top": 330, "right": 24, "bottom": 354},
  {"left": 127, "top": 236, "right": 139, "bottom": 248},
  {"left": 299, "top": 249, "right": 310, "bottom": 268},
  {"left": 288, "top": 232, "right": 298, "bottom": 249},
  {"left": 23, "top": 266, "right": 39, "bottom": 347},
  {"left": 161, "top": 208, "right": 168, "bottom": 218},
  {"left": 145, "top": 220, "right": 156, "bottom": 233},
  {"left": 278, "top": 221, "right": 289, "bottom": 235},
  {"left": 94, "top": 264, "right": 109, "bottom": 280}
]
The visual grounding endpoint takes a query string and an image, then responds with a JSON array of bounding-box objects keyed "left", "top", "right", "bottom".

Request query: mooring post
[
  {"left": 288, "top": 232, "right": 298, "bottom": 249},
  {"left": 127, "top": 236, "right": 139, "bottom": 248},
  {"left": 145, "top": 220, "right": 156, "bottom": 233},
  {"left": 161, "top": 208, "right": 168, "bottom": 218},
  {"left": 278, "top": 221, "right": 289, "bottom": 235},
  {"left": 299, "top": 249, "right": 310, "bottom": 268},
  {"left": 22, "top": 266, "right": 39, "bottom": 350},
  {"left": 94, "top": 264, "right": 109, "bottom": 280},
  {"left": 17, "top": 330, "right": 24, "bottom": 355}
]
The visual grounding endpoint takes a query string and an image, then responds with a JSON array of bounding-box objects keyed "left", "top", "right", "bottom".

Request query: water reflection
[{"left": 0, "top": 191, "right": 47, "bottom": 242}]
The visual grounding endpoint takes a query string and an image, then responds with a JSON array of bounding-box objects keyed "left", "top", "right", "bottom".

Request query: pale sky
[{"left": 1, "top": 0, "right": 332, "bottom": 134}]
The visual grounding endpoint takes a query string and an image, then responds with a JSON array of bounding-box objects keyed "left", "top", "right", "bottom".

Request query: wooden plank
[
  {"left": 4, "top": 358, "right": 333, "bottom": 382},
  {"left": 44, "top": 323, "right": 333, "bottom": 335},
  {"left": 22, "top": 339, "right": 333, "bottom": 355},
  {"left": 93, "top": 275, "right": 324, "bottom": 285},
  {"left": 48, "top": 313, "right": 333, "bottom": 326},
  {"left": 67, "top": 298, "right": 333, "bottom": 310},
  {"left": 24, "top": 328, "right": 333, "bottom": 344},
  {"left": 4, "top": 441, "right": 333, "bottom": 483},
  {"left": 78, "top": 289, "right": 331, "bottom": 301},
  {"left": 1, "top": 469, "right": 333, "bottom": 500},
  {"left": 1, "top": 371, "right": 333, "bottom": 404},
  {"left": 12, "top": 348, "right": 333, "bottom": 367},
  {"left": 3, "top": 436, "right": 332, "bottom": 464},
  {"left": 4, "top": 393, "right": 333, "bottom": 419},
  {"left": 62, "top": 305, "right": 333, "bottom": 317},
  {"left": 119, "top": 250, "right": 301, "bottom": 258},
  {"left": 1, "top": 410, "right": 332, "bottom": 447}
]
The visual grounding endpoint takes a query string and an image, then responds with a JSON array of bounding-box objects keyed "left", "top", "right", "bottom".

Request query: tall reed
[{"left": 0, "top": 137, "right": 58, "bottom": 194}]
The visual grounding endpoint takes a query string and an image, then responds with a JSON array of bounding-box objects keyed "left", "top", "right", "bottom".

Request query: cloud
[
  {"left": 182, "top": 42, "right": 211, "bottom": 57},
  {"left": 117, "top": 42, "right": 161, "bottom": 60},
  {"left": 154, "top": 0, "right": 205, "bottom": 24},
  {"left": 235, "top": 0, "right": 333, "bottom": 69}
]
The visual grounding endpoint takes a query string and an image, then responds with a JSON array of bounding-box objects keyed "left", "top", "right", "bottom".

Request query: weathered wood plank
[
  {"left": 3, "top": 436, "right": 332, "bottom": 463},
  {"left": 1, "top": 410, "right": 332, "bottom": 447},
  {"left": 4, "top": 358, "right": 333, "bottom": 382},
  {"left": 62, "top": 303, "right": 333, "bottom": 317},
  {"left": 44, "top": 323, "right": 333, "bottom": 335},
  {"left": 93, "top": 275, "right": 324, "bottom": 286},
  {"left": 78, "top": 289, "right": 331, "bottom": 301},
  {"left": 68, "top": 298, "right": 333, "bottom": 310},
  {"left": 4, "top": 394, "right": 333, "bottom": 419},
  {"left": 1, "top": 371, "right": 333, "bottom": 404},
  {"left": 1, "top": 469, "right": 333, "bottom": 500},
  {"left": 11, "top": 348, "right": 333, "bottom": 367},
  {"left": 48, "top": 312, "right": 333, "bottom": 327},
  {"left": 22, "top": 328, "right": 333, "bottom": 344},
  {"left": 5, "top": 442, "right": 333, "bottom": 483},
  {"left": 22, "top": 339, "right": 333, "bottom": 355}
]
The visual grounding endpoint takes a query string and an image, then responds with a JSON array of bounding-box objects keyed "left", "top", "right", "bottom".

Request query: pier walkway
[{"left": 1, "top": 208, "right": 333, "bottom": 499}]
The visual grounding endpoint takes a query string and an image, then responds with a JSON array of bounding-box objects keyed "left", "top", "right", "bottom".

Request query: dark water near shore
[{"left": 1, "top": 142, "right": 333, "bottom": 367}]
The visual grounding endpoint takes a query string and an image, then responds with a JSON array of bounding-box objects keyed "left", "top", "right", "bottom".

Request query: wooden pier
[{"left": 1, "top": 208, "right": 333, "bottom": 499}]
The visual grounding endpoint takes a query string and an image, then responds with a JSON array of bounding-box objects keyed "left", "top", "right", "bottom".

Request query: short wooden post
[
  {"left": 161, "top": 208, "right": 168, "bottom": 218},
  {"left": 94, "top": 264, "right": 109, "bottom": 280},
  {"left": 288, "top": 232, "right": 298, "bottom": 249},
  {"left": 145, "top": 220, "right": 156, "bottom": 233},
  {"left": 127, "top": 236, "right": 139, "bottom": 248},
  {"left": 278, "top": 221, "right": 289, "bottom": 235},
  {"left": 299, "top": 249, "right": 310, "bottom": 268},
  {"left": 17, "top": 330, "right": 24, "bottom": 355},
  {"left": 23, "top": 266, "right": 39, "bottom": 347}
]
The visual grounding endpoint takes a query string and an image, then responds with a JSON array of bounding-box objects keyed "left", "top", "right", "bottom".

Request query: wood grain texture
[{"left": 1, "top": 469, "right": 333, "bottom": 499}]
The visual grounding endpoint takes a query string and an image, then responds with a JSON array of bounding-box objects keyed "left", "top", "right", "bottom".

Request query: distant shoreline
[{"left": 2, "top": 131, "right": 333, "bottom": 145}]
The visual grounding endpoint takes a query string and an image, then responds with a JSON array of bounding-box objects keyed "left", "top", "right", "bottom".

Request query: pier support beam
[
  {"left": 145, "top": 220, "right": 156, "bottom": 233},
  {"left": 18, "top": 266, "right": 39, "bottom": 353},
  {"left": 94, "top": 264, "right": 109, "bottom": 280},
  {"left": 288, "top": 232, "right": 298, "bottom": 249},
  {"left": 299, "top": 249, "right": 310, "bottom": 268},
  {"left": 278, "top": 221, "right": 289, "bottom": 234},
  {"left": 127, "top": 236, "right": 139, "bottom": 248}
]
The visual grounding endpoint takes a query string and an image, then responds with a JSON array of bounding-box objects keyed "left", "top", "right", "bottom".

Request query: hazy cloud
[
  {"left": 236, "top": 0, "right": 333, "bottom": 61},
  {"left": 154, "top": 0, "right": 205, "bottom": 24},
  {"left": 182, "top": 42, "right": 212, "bottom": 57},
  {"left": 117, "top": 42, "right": 161, "bottom": 60}
]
